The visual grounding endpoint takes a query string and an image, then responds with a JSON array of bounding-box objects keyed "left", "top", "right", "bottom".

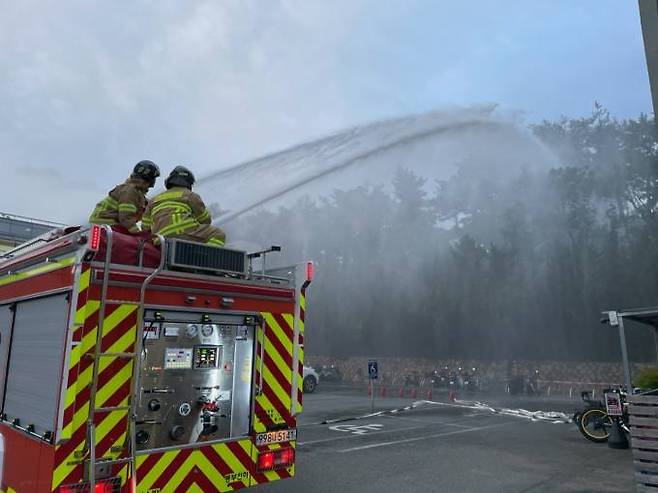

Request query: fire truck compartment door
[
  {"left": 0, "top": 305, "right": 15, "bottom": 409},
  {"left": 3, "top": 294, "right": 69, "bottom": 436}
]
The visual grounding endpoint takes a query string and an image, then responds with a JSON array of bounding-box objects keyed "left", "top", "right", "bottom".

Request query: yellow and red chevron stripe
[
  {"left": 254, "top": 313, "right": 296, "bottom": 435},
  {"left": 296, "top": 286, "right": 308, "bottom": 413},
  {"left": 53, "top": 282, "right": 137, "bottom": 492},
  {"left": 135, "top": 439, "right": 260, "bottom": 492}
]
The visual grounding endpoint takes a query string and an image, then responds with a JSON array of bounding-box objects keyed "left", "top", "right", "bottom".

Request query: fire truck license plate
[{"left": 256, "top": 429, "right": 297, "bottom": 446}]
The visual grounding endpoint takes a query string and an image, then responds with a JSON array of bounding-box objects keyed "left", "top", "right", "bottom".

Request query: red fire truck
[{"left": 0, "top": 225, "right": 311, "bottom": 493}]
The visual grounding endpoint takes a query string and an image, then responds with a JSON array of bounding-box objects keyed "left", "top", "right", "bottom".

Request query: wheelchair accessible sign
[{"left": 368, "top": 359, "right": 378, "bottom": 380}]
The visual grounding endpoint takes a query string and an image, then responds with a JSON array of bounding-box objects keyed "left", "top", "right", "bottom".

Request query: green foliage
[{"left": 634, "top": 368, "right": 658, "bottom": 390}]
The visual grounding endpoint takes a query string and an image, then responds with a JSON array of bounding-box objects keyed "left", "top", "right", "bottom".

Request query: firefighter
[
  {"left": 142, "top": 165, "right": 226, "bottom": 246},
  {"left": 89, "top": 160, "right": 161, "bottom": 234}
]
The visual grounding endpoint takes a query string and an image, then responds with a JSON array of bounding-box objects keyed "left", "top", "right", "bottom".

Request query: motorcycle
[
  {"left": 574, "top": 388, "right": 629, "bottom": 443},
  {"left": 318, "top": 364, "right": 342, "bottom": 382}
]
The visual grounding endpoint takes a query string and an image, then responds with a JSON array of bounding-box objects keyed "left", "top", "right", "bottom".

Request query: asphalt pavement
[{"left": 257, "top": 384, "right": 634, "bottom": 493}]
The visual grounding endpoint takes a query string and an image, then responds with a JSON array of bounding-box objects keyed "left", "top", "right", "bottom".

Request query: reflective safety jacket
[
  {"left": 142, "top": 187, "right": 225, "bottom": 246},
  {"left": 89, "top": 177, "right": 150, "bottom": 233}
]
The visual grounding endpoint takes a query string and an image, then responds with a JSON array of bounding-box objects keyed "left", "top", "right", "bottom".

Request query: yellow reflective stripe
[
  {"left": 197, "top": 209, "right": 210, "bottom": 221},
  {"left": 138, "top": 450, "right": 176, "bottom": 490},
  {"left": 157, "top": 218, "right": 197, "bottom": 236},
  {"left": 105, "top": 196, "right": 120, "bottom": 207},
  {"left": 151, "top": 201, "right": 193, "bottom": 215},
  {"left": 300, "top": 293, "right": 306, "bottom": 311},
  {"left": 118, "top": 203, "right": 138, "bottom": 212},
  {"left": 0, "top": 256, "right": 75, "bottom": 287},
  {"left": 206, "top": 238, "right": 224, "bottom": 246},
  {"left": 152, "top": 190, "right": 184, "bottom": 202},
  {"left": 263, "top": 313, "right": 293, "bottom": 355}
]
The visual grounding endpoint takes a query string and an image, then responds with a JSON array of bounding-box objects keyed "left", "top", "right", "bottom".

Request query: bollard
[
  {"left": 607, "top": 417, "right": 629, "bottom": 449},
  {"left": 410, "top": 388, "right": 417, "bottom": 399},
  {"left": 380, "top": 386, "right": 387, "bottom": 398},
  {"left": 427, "top": 388, "right": 433, "bottom": 401},
  {"left": 399, "top": 386, "right": 404, "bottom": 398},
  {"left": 448, "top": 390, "right": 456, "bottom": 402},
  {"left": 367, "top": 382, "right": 372, "bottom": 397},
  {"left": 547, "top": 386, "right": 551, "bottom": 397},
  {"left": 569, "top": 387, "right": 573, "bottom": 398}
]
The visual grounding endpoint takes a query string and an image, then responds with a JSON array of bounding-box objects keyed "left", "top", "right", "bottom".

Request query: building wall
[{"left": 0, "top": 213, "right": 64, "bottom": 251}]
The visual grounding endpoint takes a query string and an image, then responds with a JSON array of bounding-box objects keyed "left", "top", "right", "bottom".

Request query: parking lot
[{"left": 258, "top": 385, "right": 634, "bottom": 493}]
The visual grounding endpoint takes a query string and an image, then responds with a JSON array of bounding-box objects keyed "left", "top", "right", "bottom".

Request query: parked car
[{"left": 303, "top": 366, "right": 319, "bottom": 393}]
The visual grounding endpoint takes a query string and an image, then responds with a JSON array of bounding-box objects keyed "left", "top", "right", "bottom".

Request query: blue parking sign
[{"left": 368, "top": 360, "right": 378, "bottom": 379}]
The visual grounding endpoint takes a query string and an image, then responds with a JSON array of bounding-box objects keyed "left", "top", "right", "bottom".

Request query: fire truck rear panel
[{"left": 0, "top": 229, "right": 308, "bottom": 493}]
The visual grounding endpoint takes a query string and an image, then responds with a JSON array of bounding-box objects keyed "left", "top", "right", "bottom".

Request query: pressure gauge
[
  {"left": 186, "top": 324, "right": 199, "bottom": 338},
  {"left": 201, "top": 325, "right": 214, "bottom": 337},
  {"left": 178, "top": 402, "right": 192, "bottom": 417}
]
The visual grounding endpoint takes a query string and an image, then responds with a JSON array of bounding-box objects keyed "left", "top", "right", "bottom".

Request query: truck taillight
[
  {"left": 306, "top": 261, "right": 314, "bottom": 282},
  {"left": 257, "top": 447, "right": 295, "bottom": 471},
  {"left": 90, "top": 225, "right": 102, "bottom": 251},
  {"left": 59, "top": 478, "right": 120, "bottom": 493}
]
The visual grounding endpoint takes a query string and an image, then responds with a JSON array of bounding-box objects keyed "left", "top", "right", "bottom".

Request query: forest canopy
[{"left": 232, "top": 106, "right": 658, "bottom": 362}]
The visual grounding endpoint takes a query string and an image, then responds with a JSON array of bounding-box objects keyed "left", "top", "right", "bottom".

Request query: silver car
[{"left": 303, "top": 366, "right": 319, "bottom": 393}]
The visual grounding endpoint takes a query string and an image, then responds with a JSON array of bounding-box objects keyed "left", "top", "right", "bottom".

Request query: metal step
[
  {"left": 86, "top": 352, "right": 136, "bottom": 359},
  {"left": 94, "top": 405, "right": 131, "bottom": 413}
]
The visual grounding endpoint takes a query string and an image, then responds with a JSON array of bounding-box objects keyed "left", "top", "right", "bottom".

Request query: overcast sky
[{"left": 0, "top": 0, "right": 652, "bottom": 222}]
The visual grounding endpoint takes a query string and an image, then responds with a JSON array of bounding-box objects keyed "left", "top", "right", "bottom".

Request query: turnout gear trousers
[
  {"left": 89, "top": 177, "right": 150, "bottom": 233},
  {"left": 142, "top": 187, "right": 226, "bottom": 246}
]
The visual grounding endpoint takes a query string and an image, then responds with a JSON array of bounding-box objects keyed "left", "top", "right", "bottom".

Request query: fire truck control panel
[{"left": 136, "top": 310, "right": 256, "bottom": 450}]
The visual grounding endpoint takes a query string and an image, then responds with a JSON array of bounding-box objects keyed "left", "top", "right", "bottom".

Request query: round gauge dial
[
  {"left": 186, "top": 324, "right": 199, "bottom": 338},
  {"left": 201, "top": 324, "right": 214, "bottom": 337},
  {"left": 178, "top": 402, "right": 192, "bottom": 417}
]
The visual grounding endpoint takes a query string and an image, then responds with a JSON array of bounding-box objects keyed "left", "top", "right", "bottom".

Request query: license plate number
[{"left": 255, "top": 429, "right": 297, "bottom": 446}]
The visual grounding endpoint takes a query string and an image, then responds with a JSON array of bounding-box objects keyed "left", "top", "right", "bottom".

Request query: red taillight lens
[
  {"left": 257, "top": 448, "right": 295, "bottom": 471},
  {"left": 59, "top": 478, "right": 117, "bottom": 493},
  {"left": 276, "top": 447, "right": 295, "bottom": 467},
  {"left": 95, "top": 482, "right": 114, "bottom": 493},
  {"left": 90, "top": 225, "right": 101, "bottom": 251},
  {"left": 306, "top": 261, "right": 314, "bottom": 282},
  {"left": 257, "top": 451, "right": 275, "bottom": 471}
]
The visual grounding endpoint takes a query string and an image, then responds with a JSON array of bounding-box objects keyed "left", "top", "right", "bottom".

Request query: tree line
[{"left": 231, "top": 105, "right": 658, "bottom": 362}]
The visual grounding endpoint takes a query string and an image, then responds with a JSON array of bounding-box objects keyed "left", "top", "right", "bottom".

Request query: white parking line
[
  {"left": 298, "top": 415, "right": 495, "bottom": 446},
  {"left": 298, "top": 423, "right": 427, "bottom": 446},
  {"left": 338, "top": 421, "right": 514, "bottom": 453}
]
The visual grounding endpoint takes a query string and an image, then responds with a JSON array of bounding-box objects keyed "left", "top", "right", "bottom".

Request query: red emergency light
[
  {"left": 306, "top": 261, "right": 314, "bottom": 282},
  {"left": 59, "top": 478, "right": 119, "bottom": 493},
  {"left": 257, "top": 447, "right": 295, "bottom": 471},
  {"left": 90, "top": 225, "right": 102, "bottom": 251}
]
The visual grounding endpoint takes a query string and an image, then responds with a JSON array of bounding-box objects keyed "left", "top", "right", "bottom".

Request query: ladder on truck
[{"left": 83, "top": 225, "right": 167, "bottom": 492}]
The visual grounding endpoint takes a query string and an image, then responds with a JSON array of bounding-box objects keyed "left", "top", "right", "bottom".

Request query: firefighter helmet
[
  {"left": 132, "top": 160, "right": 161, "bottom": 186},
  {"left": 165, "top": 165, "right": 196, "bottom": 190}
]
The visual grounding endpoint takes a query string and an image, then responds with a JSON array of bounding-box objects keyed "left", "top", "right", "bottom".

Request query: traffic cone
[
  {"left": 380, "top": 386, "right": 387, "bottom": 397},
  {"left": 426, "top": 388, "right": 433, "bottom": 400},
  {"left": 607, "top": 418, "right": 629, "bottom": 449},
  {"left": 399, "top": 386, "right": 404, "bottom": 398}
]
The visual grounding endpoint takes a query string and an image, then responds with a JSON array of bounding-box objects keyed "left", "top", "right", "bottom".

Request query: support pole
[{"left": 618, "top": 316, "right": 633, "bottom": 392}]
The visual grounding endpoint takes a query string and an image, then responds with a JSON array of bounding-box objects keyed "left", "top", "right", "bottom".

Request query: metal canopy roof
[{"left": 612, "top": 307, "right": 658, "bottom": 327}]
